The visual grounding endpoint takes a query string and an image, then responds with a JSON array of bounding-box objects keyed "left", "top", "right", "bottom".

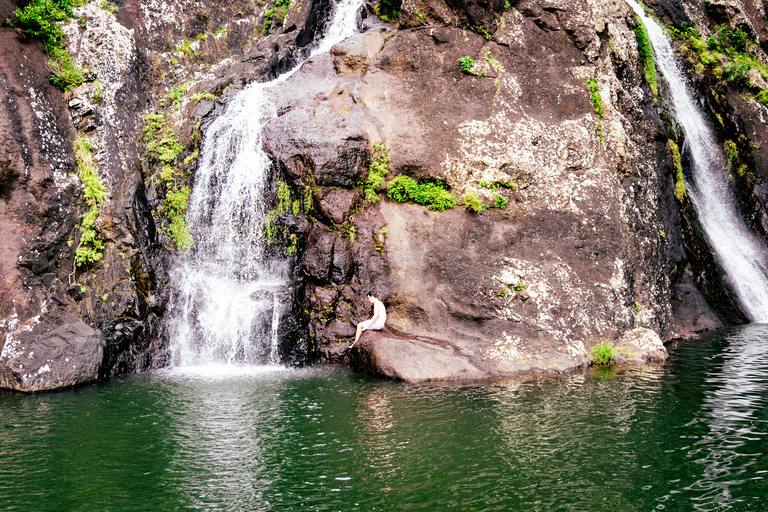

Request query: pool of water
[{"left": 2, "top": 324, "right": 768, "bottom": 511}]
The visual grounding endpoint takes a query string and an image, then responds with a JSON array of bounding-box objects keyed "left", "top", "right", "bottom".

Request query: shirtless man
[{"left": 350, "top": 295, "right": 386, "bottom": 348}]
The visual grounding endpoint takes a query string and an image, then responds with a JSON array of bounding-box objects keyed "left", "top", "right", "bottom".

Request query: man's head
[{"left": 367, "top": 295, "right": 376, "bottom": 304}]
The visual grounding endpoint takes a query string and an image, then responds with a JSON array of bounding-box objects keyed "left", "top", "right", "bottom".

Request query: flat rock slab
[
  {"left": 349, "top": 327, "right": 667, "bottom": 382},
  {"left": 0, "top": 322, "right": 105, "bottom": 392},
  {"left": 350, "top": 334, "right": 489, "bottom": 381}
]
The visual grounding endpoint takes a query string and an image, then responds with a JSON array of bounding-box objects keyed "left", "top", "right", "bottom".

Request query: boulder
[
  {"left": 0, "top": 322, "right": 106, "bottom": 392},
  {"left": 349, "top": 332, "right": 488, "bottom": 381},
  {"left": 614, "top": 327, "right": 669, "bottom": 364}
]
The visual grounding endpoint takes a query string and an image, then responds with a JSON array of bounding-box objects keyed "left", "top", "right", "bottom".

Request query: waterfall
[
  {"left": 168, "top": 0, "right": 365, "bottom": 369},
  {"left": 627, "top": 1, "right": 768, "bottom": 322}
]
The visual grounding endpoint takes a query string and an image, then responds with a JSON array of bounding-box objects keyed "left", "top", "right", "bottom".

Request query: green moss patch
[
  {"left": 387, "top": 176, "right": 458, "bottom": 211},
  {"left": 635, "top": 16, "right": 659, "bottom": 96}
]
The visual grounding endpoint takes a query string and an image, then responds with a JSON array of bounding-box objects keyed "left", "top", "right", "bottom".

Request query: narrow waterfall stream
[
  {"left": 168, "top": 0, "right": 365, "bottom": 369},
  {"left": 627, "top": 1, "right": 768, "bottom": 322}
]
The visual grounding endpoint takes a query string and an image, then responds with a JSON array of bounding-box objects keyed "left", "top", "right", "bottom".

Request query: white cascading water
[
  {"left": 168, "top": 0, "right": 365, "bottom": 369},
  {"left": 627, "top": 1, "right": 768, "bottom": 322}
]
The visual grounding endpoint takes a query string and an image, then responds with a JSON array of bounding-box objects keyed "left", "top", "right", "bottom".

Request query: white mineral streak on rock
[
  {"left": 0, "top": 312, "right": 41, "bottom": 361},
  {"left": 487, "top": 257, "right": 605, "bottom": 364},
  {"left": 445, "top": 107, "right": 606, "bottom": 216},
  {"left": 61, "top": 4, "right": 136, "bottom": 183},
  {"left": 141, "top": 0, "right": 195, "bottom": 34}
]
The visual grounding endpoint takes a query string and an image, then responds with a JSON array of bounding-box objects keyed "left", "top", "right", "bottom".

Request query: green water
[{"left": 2, "top": 325, "right": 768, "bottom": 511}]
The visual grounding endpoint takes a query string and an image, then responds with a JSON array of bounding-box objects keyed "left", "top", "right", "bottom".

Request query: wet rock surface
[
  {"left": 0, "top": 0, "right": 330, "bottom": 390},
  {"left": 3, "top": 0, "right": 768, "bottom": 387},
  {"left": 0, "top": 322, "right": 105, "bottom": 392}
]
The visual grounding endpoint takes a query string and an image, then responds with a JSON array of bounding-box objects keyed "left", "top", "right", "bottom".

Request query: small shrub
[
  {"left": 587, "top": 79, "right": 603, "bottom": 117},
  {"left": 143, "top": 113, "right": 183, "bottom": 164},
  {"left": 165, "top": 186, "right": 192, "bottom": 249},
  {"left": 375, "top": 0, "right": 401, "bottom": 22},
  {"left": 716, "top": 24, "right": 750, "bottom": 53},
  {"left": 463, "top": 192, "right": 483, "bottom": 213},
  {"left": 73, "top": 134, "right": 107, "bottom": 267},
  {"left": 387, "top": 175, "right": 458, "bottom": 211},
  {"left": 460, "top": 56, "right": 474, "bottom": 74},
  {"left": 459, "top": 56, "right": 483, "bottom": 77},
  {"left": 168, "top": 81, "right": 191, "bottom": 109},
  {"left": 475, "top": 25, "right": 491, "bottom": 40},
  {"left": 92, "top": 80, "right": 102, "bottom": 103},
  {"left": 365, "top": 142, "right": 390, "bottom": 203},
  {"left": 724, "top": 61, "right": 750, "bottom": 85},
  {"left": 494, "top": 194, "right": 508, "bottom": 209},
  {"left": 191, "top": 91, "right": 215, "bottom": 102},
  {"left": 591, "top": 340, "right": 616, "bottom": 366},
  {"left": 757, "top": 89, "right": 768, "bottom": 107}
]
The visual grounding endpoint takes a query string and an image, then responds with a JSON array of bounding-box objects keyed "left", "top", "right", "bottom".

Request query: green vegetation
[
  {"left": 479, "top": 179, "right": 515, "bottom": 191},
  {"left": 142, "top": 113, "right": 192, "bottom": 250},
  {"left": 342, "top": 223, "right": 356, "bottom": 244},
  {"left": 364, "top": 142, "right": 390, "bottom": 203},
  {"left": 99, "top": 0, "right": 118, "bottom": 14},
  {"left": 264, "top": 0, "right": 290, "bottom": 34},
  {"left": 168, "top": 81, "right": 191, "bottom": 109},
  {"left": 587, "top": 79, "right": 603, "bottom": 117},
  {"left": 191, "top": 91, "right": 215, "bottom": 103},
  {"left": 463, "top": 192, "right": 484, "bottom": 213},
  {"left": 667, "top": 139, "right": 686, "bottom": 201},
  {"left": 277, "top": 181, "right": 292, "bottom": 214},
  {"left": 387, "top": 175, "right": 459, "bottom": 211},
  {"left": 590, "top": 340, "right": 617, "bottom": 366},
  {"left": 723, "top": 139, "right": 739, "bottom": 162},
  {"left": 669, "top": 20, "right": 768, "bottom": 99},
  {"left": 374, "top": 0, "right": 401, "bottom": 23},
  {"left": 494, "top": 194, "right": 508, "bottom": 209},
  {"left": 164, "top": 186, "right": 192, "bottom": 250},
  {"left": 92, "top": 79, "right": 102, "bottom": 103},
  {"left": 14, "top": 0, "right": 87, "bottom": 90},
  {"left": 485, "top": 48, "right": 501, "bottom": 71},
  {"left": 143, "top": 113, "right": 183, "bottom": 165},
  {"left": 263, "top": 180, "right": 305, "bottom": 254},
  {"left": 475, "top": 25, "right": 491, "bottom": 40},
  {"left": 73, "top": 134, "right": 107, "bottom": 267},
  {"left": 459, "top": 56, "right": 484, "bottom": 77},
  {"left": 595, "top": 122, "right": 603, "bottom": 145},
  {"left": 635, "top": 16, "right": 659, "bottom": 96},
  {"left": 414, "top": 10, "right": 425, "bottom": 20}
]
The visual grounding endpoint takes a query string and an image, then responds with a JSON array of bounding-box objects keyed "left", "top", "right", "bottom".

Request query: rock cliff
[{"left": 1, "top": 0, "right": 767, "bottom": 389}]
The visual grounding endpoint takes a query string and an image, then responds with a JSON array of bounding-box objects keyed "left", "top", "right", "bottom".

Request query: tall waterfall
[
  {"left": 627, "top": 1, "right": 768, "bottom": 322},
  {"left": 168, "top": 0, "right": 365, "bottom": 369}
]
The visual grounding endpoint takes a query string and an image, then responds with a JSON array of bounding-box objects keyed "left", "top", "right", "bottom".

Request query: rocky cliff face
[{"left": 1, "top": 0, "right": 766, "bottom": 389}]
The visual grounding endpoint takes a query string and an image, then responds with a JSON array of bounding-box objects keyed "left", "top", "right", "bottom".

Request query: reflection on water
[
  {"left": 683, "top": 324, "right": 768, "bottom": 511},
  {"left": 2, "top": 325, "right": 768, "bottom": 511}
]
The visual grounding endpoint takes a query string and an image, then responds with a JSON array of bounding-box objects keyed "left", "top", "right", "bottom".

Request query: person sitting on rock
[{"left": 350, "top": 295, "right": 386, "bottom": 348}]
